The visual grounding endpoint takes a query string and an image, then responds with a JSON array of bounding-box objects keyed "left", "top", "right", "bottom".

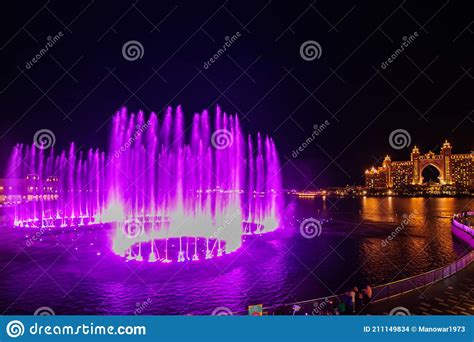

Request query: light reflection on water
[
  {"left": 356, "top": 197, "right": 470, "bottom": 285},
  {"left": 0, "top": 197, "right": 470, "bottom": 315}
]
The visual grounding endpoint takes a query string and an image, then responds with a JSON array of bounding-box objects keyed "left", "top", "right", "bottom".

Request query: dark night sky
[{"left": 0, "top": 0, "right": 472, "bottom": 188}]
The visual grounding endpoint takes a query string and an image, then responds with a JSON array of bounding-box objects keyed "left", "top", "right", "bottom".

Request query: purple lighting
[{"left": 7, "top": 106, "right": 283, "bottom": 263}]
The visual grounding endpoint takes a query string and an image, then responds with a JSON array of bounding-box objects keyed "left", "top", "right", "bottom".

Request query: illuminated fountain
[
  {"left": 7, "top": 144, "right": 106, "bottom": 228},
  {"left": 6, "top": 106, "right": 283, "bottom": 263}
]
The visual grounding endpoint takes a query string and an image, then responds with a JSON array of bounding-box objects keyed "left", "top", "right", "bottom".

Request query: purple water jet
[{"left": 7, "top": 106, "right": 283, "bottom": 263}]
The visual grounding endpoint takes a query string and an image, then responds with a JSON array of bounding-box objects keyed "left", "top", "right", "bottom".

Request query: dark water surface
[{"left": 0, "top": 197, "right": 471, "bottom": 315}]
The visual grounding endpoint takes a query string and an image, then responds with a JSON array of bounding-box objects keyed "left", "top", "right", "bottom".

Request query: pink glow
[{"left": 8, "top": 106, "right": 283, "bottom": 263}]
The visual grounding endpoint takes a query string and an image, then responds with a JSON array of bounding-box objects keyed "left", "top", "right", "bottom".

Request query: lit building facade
[
  {"left": 0, "top": 174, "right": 59, "bottom": 205},
  {"left": 365, "top": 141, "right": 473, "bottom": 194},
  {"left": 365, "top": 165, "right": 389, "bottom": 189}
]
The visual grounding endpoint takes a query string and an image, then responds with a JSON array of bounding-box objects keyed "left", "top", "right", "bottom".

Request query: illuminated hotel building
[
  {"left": 0, "top": 174, "right": 59, "bottom": 205},
  {"left": 365, "top": 141, "right": 473, "bottom": 194}
]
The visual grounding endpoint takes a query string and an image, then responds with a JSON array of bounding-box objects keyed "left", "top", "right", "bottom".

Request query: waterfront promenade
[
  {"left": 366, "top": 212, "right": 473, "bottom": 315},
  {"left": 266, "top": 212, "right": 474, "bottom": 316},
  {"left": 365, "top": 261, "right": 474, "bottom": 315},
  {"left": 268, "top": 251, "right": 474, "bottom": 316}
]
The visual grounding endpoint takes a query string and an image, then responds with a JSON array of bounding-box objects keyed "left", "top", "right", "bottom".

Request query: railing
[
  {"left": 370, "top": 250, "right": 473, "bottom": 303},
  {"left": 255, "top": 251, "right": 474, "bottom": 315},
  {"left": 369, "top": 212, "right": 472, "bottom": 302},
  {"left": 452, "top": 211, "right": 473, "bottom": 237},
  {"left": 248, "top": 213, "right": 474, "bottom": 315}
]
